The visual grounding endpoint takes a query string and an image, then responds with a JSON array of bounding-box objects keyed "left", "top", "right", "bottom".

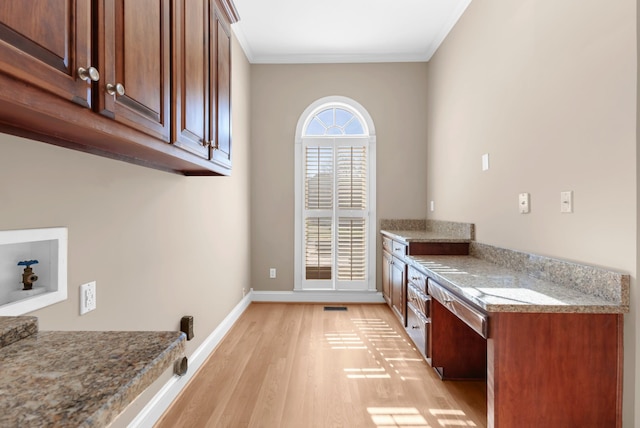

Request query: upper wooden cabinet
[
  {"left": 172, "top": 0, "right": 211, "bottom": 160},
  {"left": 212, "top": 10, "right": 232, "bottom": 170},
  {"left": 97, "top": 0, "right": 171, "bottom": 142},
  {"left": 0, "top": 0, "right": 93, "bottom": 108},
  {"left": 172, "top": 0, "right": 233, "bottom": 173},
  {"left": 0, "top": 0, "right": 238, "bottom": 175}
]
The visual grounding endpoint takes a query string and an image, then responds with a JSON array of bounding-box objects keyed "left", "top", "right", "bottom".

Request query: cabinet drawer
[
  {"left": 407, "top": 265, "right": 427, "bottom": 293},
  {"left": 392, "top": 241, "right": 407, "bottom": 258},
  {"left": 428, "top": 279, "right": 488, "bottom": 339},
  {"left": 406, "top": 303, "right": 429, "bottom": 359},
  {"left": 407, "top": 284, "right": 430, "bottom": 317},
  {"left": 382, "top": 236, "right": 393, "bottom": 253}
]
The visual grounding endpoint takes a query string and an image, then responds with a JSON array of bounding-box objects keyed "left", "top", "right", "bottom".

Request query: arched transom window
[{"left": 304, "top": 107, "right": 366, "bottom": 136}]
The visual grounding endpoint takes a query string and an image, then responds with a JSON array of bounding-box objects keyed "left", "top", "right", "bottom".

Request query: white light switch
[
  {"left": 561, "top": 191, "right": 573, "bottom": 213},
  {"left": 519, "top": 193, "right": 530, "bottom": 214},
  {"left": 482, "top": 154, "right": 490, "bottom": 171},
  {"left": 430, "top": 200, "right": 435, "bottom": 212}
]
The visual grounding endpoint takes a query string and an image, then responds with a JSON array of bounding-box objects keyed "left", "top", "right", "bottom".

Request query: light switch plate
[
  {"left": 519, "top": 193, "right": 530, "bottom": 214},
  {"left": 482, "top": 153, "right": 490, "bottom": 171}
]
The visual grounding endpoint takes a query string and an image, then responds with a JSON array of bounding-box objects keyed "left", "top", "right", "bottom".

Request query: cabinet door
[
  {"left": 382, "top": 250, "right": 392, "bottom": 306},
  {"left": 210, "top": 9, "right": 232, "bottom": 169},
  {"left": 97, "top": 0, "right": 170, "bottom": 142},
  {"left": 0, "top": 0, "right": 93, "bottom": 107},
  {"left": 391, "top": 257, "right": 406, "bottom": 325},
  {"left": 171, "top": 0, "right": 210, "bottom": 159}
]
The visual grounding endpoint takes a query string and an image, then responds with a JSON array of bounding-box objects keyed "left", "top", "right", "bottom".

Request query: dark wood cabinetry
[
  {"left": 382, "top": 235, "right": 408, "bottom": 325},
  {"left": 212, "top": 11, "right": 232, "bottom": 169},
  {"left": 381, "top": 250, "right": 392, "bottom": 306},
  {"left": 390, "top": 255, "right": 406, "bottom": 323},
  {"left": 0, "top": 0, "right": 238, "bottom": 175},
  {"left": 172, "top": 0, "right": 213, "bottom": 160},
  {"left": 429, "top": 279, "right": 487, "bottom": 380},
  {"left": 0, "top": 0, "right": 93, "bottom": 107},
  {"left": 97, "top": 0, "right": 171, "bottom": 141}
]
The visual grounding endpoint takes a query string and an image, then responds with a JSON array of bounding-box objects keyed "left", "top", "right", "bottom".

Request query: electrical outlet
[
  {"left": 80, "top": 281, "right": 96, "bottom": 315},
  {"left": 269, "top": 268, "right": 276, "bottom": 279},
  {"left": 519, "top": 193, "right": 530, "bottom": 214},
  {"left": 560, "top": 191, "right": 573, "bottom": 213}
]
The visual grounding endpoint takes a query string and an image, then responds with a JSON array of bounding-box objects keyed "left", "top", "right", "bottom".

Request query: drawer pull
[
  {"left": 411, "top": 325, "right": 420, "bottom": 329},
  {"left": 411, "top": 276, "right": 420, "bottom": 280}
]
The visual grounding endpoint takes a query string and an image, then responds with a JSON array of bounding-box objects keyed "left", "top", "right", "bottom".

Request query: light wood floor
[{"left": 156, "top": 303, "right": 487, "bottom": 428}]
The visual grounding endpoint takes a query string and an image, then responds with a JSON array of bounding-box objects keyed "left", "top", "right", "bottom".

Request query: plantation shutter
[
  {"left": 336, "top": 146, "right": 367, "bottom": 281},
  {"left": 304, "top": 146, "right": 333, "bottom": 281},
  {"left": 303, "top": 140, "right": 368, "bottom": 288}
]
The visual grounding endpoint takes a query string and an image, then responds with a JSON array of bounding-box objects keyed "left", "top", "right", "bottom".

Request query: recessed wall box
[{"left": 0, "top": 227, "right": 68, "bottom": 315}]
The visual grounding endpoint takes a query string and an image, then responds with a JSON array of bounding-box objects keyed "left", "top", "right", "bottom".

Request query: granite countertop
[
  {"left": 0, "top": 316, "right": 37, "bottom": 348},
  {"left": 380, "top": 218, "right": 475, "bottom": 244},
  {"left": 0, "top": 324, "right": 185, "bottom": 427},
  {"left": 408, "top": 254, "right": 629, "bottom": 314},
  {"left": 381, "top": 229, "right": 471, "bottom": 243}
]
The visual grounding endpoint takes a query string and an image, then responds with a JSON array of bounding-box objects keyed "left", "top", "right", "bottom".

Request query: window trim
[{"left": 294, "top": 96, "right": 377, "bottom": 291}]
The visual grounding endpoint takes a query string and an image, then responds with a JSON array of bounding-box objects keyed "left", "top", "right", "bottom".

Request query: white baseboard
[
  {"left": 128, "top": 289, "right": 384, "bottom": 427},
  {"left": 128, "top": 292, "right": 253, "bottom": 428},
  {"left": 251, "top": 290, "right": 385, "bottom": 303}
]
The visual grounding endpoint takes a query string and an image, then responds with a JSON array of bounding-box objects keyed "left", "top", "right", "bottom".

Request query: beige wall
[
  {"left": 426, "top": 0, "right": 637, "bottom": 426},
  {"left": 0, "top": 35, "right": 251, "bottom": 425},
  {"left": 250, "top": 62, "right": 429, "bottom": 291}
]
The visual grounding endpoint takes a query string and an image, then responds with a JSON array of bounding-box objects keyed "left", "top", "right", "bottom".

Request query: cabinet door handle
[
  {"left": 78, "top": 66, "right": 100, "bottom": 82},
  {"left": 106, "top": 83, "right": 125, "bottom": 97}
]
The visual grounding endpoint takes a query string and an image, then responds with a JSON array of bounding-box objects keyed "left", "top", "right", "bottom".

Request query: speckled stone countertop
[
  {"left": 407, "top": 242, "right": 629, "bottom": 314},
  {"left": 0, "top": 329, "right": 186, "bottom": 427},
  {"left": 0, "top": 316, "right": 37, "bottom": 348},
  {"left": 380, "top": 219, "right": 474, "bottom": 243}
]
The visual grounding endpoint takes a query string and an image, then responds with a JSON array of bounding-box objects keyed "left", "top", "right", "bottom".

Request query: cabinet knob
[
  {"left": 106, "top": 83, "right": 125, "bottom": 97},
  {"left": 78, "top": 66, "right": 100, "bottom": 82}
]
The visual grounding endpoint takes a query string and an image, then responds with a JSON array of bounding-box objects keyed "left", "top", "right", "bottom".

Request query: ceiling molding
[
  {"left": 423, "top": 0, "right": 472, "bottom": 61},
  {"left": 247, "top": 52, "right": 431, "bottom": 65},
  {"left": 231, "top": 0, "right": 473, "bottom": 65}
]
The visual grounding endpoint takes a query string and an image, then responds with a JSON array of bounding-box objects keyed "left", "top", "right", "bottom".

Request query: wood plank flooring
[{"left": 156, "top": 303, "right": 487, "bottom": 428}]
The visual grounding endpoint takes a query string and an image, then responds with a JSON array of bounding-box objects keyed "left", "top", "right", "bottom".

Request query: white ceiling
[{"left": 231, "top": 0, "right": 472, "bottom": 64}]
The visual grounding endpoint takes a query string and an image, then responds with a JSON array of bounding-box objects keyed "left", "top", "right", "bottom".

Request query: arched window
[{"left": 294, "top": 96, "right": 376, "bottom": 291}]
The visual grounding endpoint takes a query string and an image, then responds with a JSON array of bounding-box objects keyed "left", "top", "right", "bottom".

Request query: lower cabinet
[
  {"left": 407, "top": 281, "right": 431, "bottom": 363},
  {"left": 390, "top": 255, "right": 406, "bottom": 325},
  {"left": 381, "top": 250, "right": 392, "bottom": 306},
  {"left": 406, "top": 302, "right": 430, "bottom": 361}
]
